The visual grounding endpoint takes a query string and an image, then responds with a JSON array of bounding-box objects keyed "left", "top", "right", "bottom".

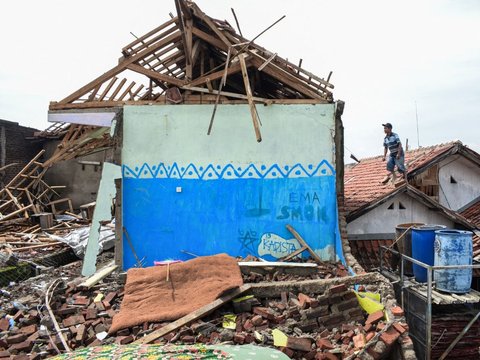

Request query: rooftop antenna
[{"left": 415, "top": 101, "right": 420, "bottom": 148}]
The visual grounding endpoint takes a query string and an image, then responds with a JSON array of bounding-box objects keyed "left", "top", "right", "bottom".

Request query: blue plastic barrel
[
  {"left": 434, "top": 230, "right": 473, "bottom": 293},
  {"left": 411, "top": 225, "right": 446, "bottom": 282}
]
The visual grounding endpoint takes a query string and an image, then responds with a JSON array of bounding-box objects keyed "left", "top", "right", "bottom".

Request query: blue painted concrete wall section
[
  {"left": 121, "top": 104, "right": 344, "bottom": 270},
  {"left": 123, "top": 163, "right": 339, "bottom": 269}
]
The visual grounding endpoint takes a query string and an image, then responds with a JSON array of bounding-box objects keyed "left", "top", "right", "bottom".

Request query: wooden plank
[
  {"left": 1, "top": 150, "right": 45, "bottom": 193},
  {"left": 109, "top": 78, "right": 127, "bottom": 100},
  {"left": 191, "top": 27, "right": 228, "bottom": 52},
  {"left": 117, "top": 81, "right": 136, "bottom": 101},
  {"left": 0, "top": 204, "right": 33, "bottom": 222},
  {"left": 249, "top": 53, "right": 324, "bottom": 100},
  {"left": 181, "top": 85, "right": 269, "bottom": 103},
  {"left": 0, "top": 200, "right": 13, "bottom": 211},
  {"left": 174, "top": 0, "right": 191, "bottom": 70},
  {"left": 190, "top": 3, "right": 235, "bottom": 53},
  {"left": 127, "top": 64, "right": 185, "bottom": 87},
  {"left": 239, "top": 53, "right": 262, "bottom": 142},
  {"left": 134, "top": 284, "right": 251, "bottom": 344},
  {"left": 187, "top": 61, "right": 243, "bottom": 87},
  {"left": 12, "top": 242, "right": 63, "bottom": 252},
  {"left": 78, "top": 261, "right": 118, "bottom": 289},
  {"left": 98, "top": 77, "right": 118, "bottom": 101},
  {"left": 129, "top": 84, "right": 145, "bottom": 100},
  {"left": 280, "top": 246, "right": 307, "bottom": 261},
  {"left": 286, "top": 224, "right": 323, "bottom": 264},
  {"left": 57, "top": 30, "right": 182, "bottom": 105},
  {"left": 122, "top": 17, "right": 178, "bottom": 54},
  {"left": 140, "top": 40, "right": 183, "bottom": 68},
  {"left": 4, "top": 188, "right": 23, "bottom": 211},
  {"left": 185, "top": 18, "right": 193, "bottom": 79}
]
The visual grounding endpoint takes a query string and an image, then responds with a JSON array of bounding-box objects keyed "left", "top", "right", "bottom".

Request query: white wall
[
  {"left": 438, "top": 155, "right": 480, "bottom": 211},
  {"left": 347, "top": 192, "right": 454, "bottom": 234}
]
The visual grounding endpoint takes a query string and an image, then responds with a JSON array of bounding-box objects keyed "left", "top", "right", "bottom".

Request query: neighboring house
[{"left": 344, "top": 141, "right": 480, "bottom": 271}]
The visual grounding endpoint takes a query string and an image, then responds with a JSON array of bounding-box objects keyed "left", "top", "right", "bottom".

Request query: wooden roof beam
[
  {"left": 122, "top": 17, "right": 178, "bottom": 55},
  {"left": 186, "top": 60, "right": 243, "bottom": 87},
  {"left": 190, "top": 3, "right": 236, "bottom": 54},
  {"left": 249, "top": 53, "right": 324, "bottom": 100},
  {"left": 56, "top": 30, "right": 182, "bottom": 106},
  {"left": 127, "top": 64, "right": 185, "bottom": 87},
  {"left": 191, "top": 27, "right": 229, "bottom": 52}
]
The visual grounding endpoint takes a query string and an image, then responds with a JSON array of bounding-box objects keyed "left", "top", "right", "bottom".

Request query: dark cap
[{"left": 382, "top": 123, "right": 393, "bottom": 129}]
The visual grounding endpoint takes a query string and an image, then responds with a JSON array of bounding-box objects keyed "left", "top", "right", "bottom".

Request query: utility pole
[{"left": 415, "top": 101, "right": 420, "bottom": 148}]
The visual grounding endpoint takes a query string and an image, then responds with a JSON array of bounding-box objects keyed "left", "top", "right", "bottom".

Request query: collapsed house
[{"left": 0, "top": 1, "right": 417, "bottom": 359}]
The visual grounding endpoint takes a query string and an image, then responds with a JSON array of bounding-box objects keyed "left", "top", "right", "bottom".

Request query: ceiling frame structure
[{"left": 49, "top": 0, "right": 334, "bottom": 112}]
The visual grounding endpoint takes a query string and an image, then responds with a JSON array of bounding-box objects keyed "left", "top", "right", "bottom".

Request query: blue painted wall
[{"left": 122, "top": 104, "right": 343, "bottom": 269}]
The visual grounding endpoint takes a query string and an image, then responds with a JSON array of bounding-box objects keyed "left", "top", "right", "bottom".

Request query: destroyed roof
[
  {"left": 344, "top": 141, "right": 480, "bottom": 215},
  {"left": 49, "top": 0, "right": 334, "bottom": 111}
]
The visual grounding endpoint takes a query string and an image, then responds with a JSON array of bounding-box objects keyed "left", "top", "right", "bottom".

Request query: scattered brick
[
  {"left": 365, "top": 310, "right": 384, "bottom": 325},
  {"left": 298, "top": 293, "right": 312, "bottom": 309},
  {"left": 19, "top": 324, "right": 37, "bottom": 336},
  {"left": 329, "top": 284, "right": 347, "bottom": 294},
  {"left": 365, "top": 331, "right": 376, "bottom": 342},
  {"left": 391, "top": 306, "right": 404, "bottom": 317},
  {"left": 63, "top": 315, "right": 85, "bottom": 327},
  {"left": 233, "top": 333, "right": 245, "bottom": 344},
  {"left": 0, "top": 318, "right": 10, "bottom": 332},
  {"left": 392, "top": 322, "right": 407, "bottom": 335},
  {"left": 316, "top": 338, "right": 335, "bottom": 350},
  {"left": 287, "top": 337, "right": 313, "bottom": 352},
  {"left": 353, "top": 334, "right": 365, "bottom": 349},
  {"left": 380, "top": 328, "right": 401, "bottom": 347},
  {"left": 6, "top": 334, "right": 27, "bottom": 345}
]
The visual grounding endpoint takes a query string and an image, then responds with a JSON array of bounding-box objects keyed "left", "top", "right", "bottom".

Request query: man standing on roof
[{"left": 382, "top": 123, "right": 406, "bottom": 182}]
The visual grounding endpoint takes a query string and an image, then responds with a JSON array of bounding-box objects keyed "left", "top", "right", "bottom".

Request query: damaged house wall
[
  {"left": 0, "top": 119, "right": 42, "bottom": 187},
  {"left": 42, "top": 140, "right": 108, "bottom": 209},
  {"left": 121, "top": 104, "right": 343, "bottom": 269}
]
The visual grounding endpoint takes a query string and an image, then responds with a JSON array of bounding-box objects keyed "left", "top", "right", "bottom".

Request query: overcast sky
[{"left": 1, "top": 0, "right": 479, "bottom": 160}]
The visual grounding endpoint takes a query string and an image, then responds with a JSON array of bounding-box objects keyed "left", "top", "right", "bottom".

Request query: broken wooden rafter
[
  {"left": 109, "top": 78, "right": 128, "bottom": 101},
  {"left": 250, "top": 53, "right": 323, "bottom": 100},
  {"left": 190, "top": 3, "right": 236, "bottom": 54},
  {"left": 97, "top": 77, "right": 118, "bottom": 101},
  {"left": 191, "top": 27, "right": 229, "bottom": 52},
  {"left": 207, "top": 47, "right": 233, "bottom": 135},
  {"left": 239, "top": 53, "right": 262, "bottom": 142},
  {"left": 286, "top": 224, "right": 323, "bottom": 264},
  {"left": 117, "top": 81, "right": 136, "bottom": 101},
  {"left": 258, "top": 52, "right": 277, "bottom": 71},
  {"left": 187, "top": 60, "right": 243, "bottom": 87}
]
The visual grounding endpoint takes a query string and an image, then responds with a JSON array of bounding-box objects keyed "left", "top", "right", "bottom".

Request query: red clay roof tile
[{"left": 460, "top": 199, "right": 480, "bottom": 228}]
